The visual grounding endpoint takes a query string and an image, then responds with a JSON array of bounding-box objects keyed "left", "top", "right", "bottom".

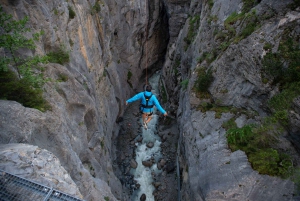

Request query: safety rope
[{"left": 145, "top": 0, "right": 148, "bottom": 85}]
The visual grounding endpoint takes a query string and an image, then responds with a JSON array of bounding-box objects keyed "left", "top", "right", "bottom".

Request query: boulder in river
[
  {"left": 146, "top": 142, "right": 154, "bottom": 148},
  {"left": 142, "top": 160, "right": 153, "bottom": 167},
  {"left": 130, "top": 159, "right": 138, "bottom": 169},
  {"left": 140, "top": 193, "right": 146, "bottom": 201}
]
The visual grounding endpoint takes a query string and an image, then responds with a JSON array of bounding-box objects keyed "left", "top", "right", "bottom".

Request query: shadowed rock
[
  {"left": 140, "top": 193, "right": 146, "bottom": 201},
  {"left": 130, "top": 159, "right": 138, "bottom": 169}
]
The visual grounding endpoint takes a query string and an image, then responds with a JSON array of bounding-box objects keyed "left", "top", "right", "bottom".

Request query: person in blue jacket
[{"left": 126, "top": 85, "right": 167, "bottom": 129}]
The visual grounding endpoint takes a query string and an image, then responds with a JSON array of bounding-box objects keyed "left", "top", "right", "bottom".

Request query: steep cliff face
[
  {"left": 1, "top": 0, "right": 300, "bottom": 200},
  {"left": 162, "top": 0, "right": 300, "bottom": 200},
  {"left": 0, "top": 0, "right": 168, "bottom": 200}
]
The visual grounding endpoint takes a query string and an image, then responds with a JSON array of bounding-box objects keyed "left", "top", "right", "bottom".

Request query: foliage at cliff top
[{"left": 0, "top": 6, "right": 50, "bottom": 111}]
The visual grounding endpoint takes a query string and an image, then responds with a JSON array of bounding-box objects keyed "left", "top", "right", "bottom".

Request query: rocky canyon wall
[
  {"left": 162, "top": 0, "right": 300, "bottom": 200},
  {"left": 0, "top": 0, "right": 168, "bottom": 200}
]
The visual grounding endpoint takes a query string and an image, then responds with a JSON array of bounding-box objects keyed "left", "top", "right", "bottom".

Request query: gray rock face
[
  {"left": 163, "top": 0, "right": 191, "bottom": 43},
  {"left": 0, "top": 0, "right": 169, "bottom": 200},
  {"left": 161, "top": 0, "right": 299, "bottom": 200},
  {"left": 0, "top": 143, "right": 83, "bottom": 199},
  {"left": 178, "top": 110, "right": 294, "bottom": 201}
]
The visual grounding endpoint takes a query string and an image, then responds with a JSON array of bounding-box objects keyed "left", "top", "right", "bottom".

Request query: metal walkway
[{"left": 0, "top": 169, "right": 84, "bottom": 201}]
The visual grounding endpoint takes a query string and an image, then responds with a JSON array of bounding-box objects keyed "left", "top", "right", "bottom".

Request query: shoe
[{"left": 143, "top": 122, "right": 148, "bottom": 130}]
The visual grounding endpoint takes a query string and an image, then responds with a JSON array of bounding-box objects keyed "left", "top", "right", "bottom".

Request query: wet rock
[
  {"left": 162, "top": 134, "right": 168, "bottom": 142},
  {"left": 157, "top": 162, "right": 162, "bottom": 170},
  {"left": 130, "top": 159, "right": 138, "bottom": 169},
  {"left": 140, "top": 193, "right": 146, "bottom": 201},
  {"left": 136, "top": 136, "right": 143, "bottom": 143},
  {"left": 157, "top": 158, "right": 167, "bottom": 170},
  {"left": 152, "top": 182, "right": 161, "bottom": 189},
  {"left": 142, "top": 160, "right": 153, "bottom": 167},
  {"left": 153, "top": 189, "right": 159, "bottom": 197},
  {"left": 166, "top": 162, "right": 176, "bottom": 173},
  {"left": 116, "top": 117, "right": 124, "bottom": 123},
  {"left": 133, "top": 112, "right": 139, "bottom": 117},
  {"left": 146, "top": 142, "right": 154, "bottom": 148}
]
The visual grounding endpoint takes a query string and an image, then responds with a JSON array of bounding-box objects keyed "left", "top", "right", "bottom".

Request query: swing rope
[{"left": 145, "top": 0, "right": 148, "bottom": 85}]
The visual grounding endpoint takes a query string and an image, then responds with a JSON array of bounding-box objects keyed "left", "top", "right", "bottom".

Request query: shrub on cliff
[
  {"left": 195, "top": 67, "right": 213, "bottom": 93},
  {"left": 226, "top": 124, "right": 293, "bottom": 178},
  {"left": 0, "top": 6, "right": 50, "bottom": 111}
]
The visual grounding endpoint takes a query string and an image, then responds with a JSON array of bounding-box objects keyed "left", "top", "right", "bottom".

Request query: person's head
[{"left": 144, "top": 85, "right": 152, "bottom": 92}]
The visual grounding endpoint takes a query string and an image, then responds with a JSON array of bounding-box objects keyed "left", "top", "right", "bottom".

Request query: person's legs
[
  {"left": 142, "top": 113, "right": 148, "bottom": 129},
  {"left": 142, "top": 113, "right": 148, "bottom": 123},
  {"left": 145, "top": 115, "right": 152, "bottom": 124}
]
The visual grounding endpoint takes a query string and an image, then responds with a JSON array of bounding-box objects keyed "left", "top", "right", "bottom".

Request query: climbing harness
[
  {"left": 140, "top": 92, "right": 154, "bottom": 116},
  {"left": 141, "top": 93, "right": 153, "bottom": 109}
]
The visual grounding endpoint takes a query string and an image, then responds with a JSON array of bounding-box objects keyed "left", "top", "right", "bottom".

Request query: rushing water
[{"left": 131, "top": 72, "right": 162, "bottom": 201}]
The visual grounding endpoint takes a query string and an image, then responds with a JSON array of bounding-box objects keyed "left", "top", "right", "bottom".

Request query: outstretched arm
[
  {"left": 153, "top": 96, "right": 167, "bottom": 115},
  {"left": 126, "top": 92, "right": 143, "bottom": 105}
]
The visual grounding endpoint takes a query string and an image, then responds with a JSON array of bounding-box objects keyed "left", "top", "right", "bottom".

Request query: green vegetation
[
  {"left": 180, "top": 79, "right": 189, "bottom": 90},
  {"left": 208, "top": 0, "right": 214, "bottom": 9},
  {"left": 161, "top": 84, "right": 167, "bottom": 103},
  {"left": 236, "top": 12, "right": 259, "bottom": 42},
  {"left": 184, "top": 15, "right": 200, "bottom": 50},
  {"left": 100, "top": 139, "right": 104, "bottom": 149},
  {"left": 127, "top": 70, "right": 132, "bottom": 80},
  {"left": 173, "top": 59, "right": 180, "bottom": 76},
  {"left": 104, "top": 196, "right": 110, "bottom": 201},
  {"left": 263, "top": 34, "right": 300, "bottom": 85},
  {"left": 57, "top": 73, "right": 68, "bottom": 82},
  {"left": 224, "top": 10, "right": 259, "bottom": 43},
  {"left": 262, "top": 29, "right": 300, "bottom": 131},
  {"left": 199, "top": 105, "right": 257, "bottom": 121},
  {"left": 0, "top": 7, "right": 50, "bottom": 111},
  {"left": 208, "top": 15, "right": 218, "bottom": 24},
  {"left": 242, "top": 0, "right": 259, "bottom": 13},
  {"left": 268, "top": 82, "right": 300, "bottom": 126},
  {"left": 224, "top": 12, "right": 242, "bottom": 35},
  {"left": 226, "top": 124, "right": 293, "bottom": 178},
  {"left": 292, "top": 168, "right": 300, "bottom": 195},
  {"left": 219, "top": 4, "right": 260, "bottom": 48},
  {"left": 69, "top": 38, "right": 74, "bottom": 47},
  {"left": 53, "top": 9, "right": 59, "bottom": 15},
  {"left": 68, "top": 6, "right": 76, "bottom": 19},
  {"left": 126, "top": 71, "right": 133, "bottom": 88},
  {"left": 222, "top": 118, "right": 237, "bottom": 130},
  {"left": 288, "top": 0, "right": 300, "bottom": 10},
  {"left": 47, "top": 47, "right": 70, "bottom": 65},
  {"left": 197, "top": 50, "right": 218, "bottom": 65},
  {"left": 198, "top": 103, "right": 240, "bottom": 119},
  {"left": 0, "top": 70, "right": 50, "bottom": 111},
  {"left": 91, "top": 1, "right": 101, "bottom": 15},
  {"left": 194, "top": 67, "right": 213, "bottom": 93},
  {"left": 263, "top": 42, "right": 272, "bottom": 51}
]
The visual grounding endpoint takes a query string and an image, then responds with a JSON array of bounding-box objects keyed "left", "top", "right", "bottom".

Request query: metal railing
[{"left": 0, "top": 169, "right": 84, "bottom": 201}]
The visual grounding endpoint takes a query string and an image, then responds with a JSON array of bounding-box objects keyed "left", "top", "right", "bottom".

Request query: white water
[{"left": 131, "top": 72, "right": 162, "bottom": 201}]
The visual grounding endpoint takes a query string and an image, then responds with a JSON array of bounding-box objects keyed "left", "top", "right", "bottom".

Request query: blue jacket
[{"left": 126, "top": 91, "right": 166, "bottom": 114}]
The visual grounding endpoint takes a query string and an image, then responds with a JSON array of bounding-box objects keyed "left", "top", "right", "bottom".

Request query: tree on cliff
[{"left": 0, "top": 6, "right": 50, "bottom": 111}]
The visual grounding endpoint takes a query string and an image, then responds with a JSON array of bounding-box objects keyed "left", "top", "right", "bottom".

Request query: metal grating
[{"left": 0, "top": 170, "right": 84, "bottom": 201}]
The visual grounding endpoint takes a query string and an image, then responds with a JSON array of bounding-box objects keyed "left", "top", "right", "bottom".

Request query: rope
[{"left": 145, "top": 0, "right": 148, "bottom": 85}]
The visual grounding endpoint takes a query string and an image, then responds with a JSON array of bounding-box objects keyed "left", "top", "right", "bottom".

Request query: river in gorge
[
  {"left": 131, "top": 72, "right": 162, "bottom": 201},
  {"left": 114, "top": 71, "right": 179, "bottom": 201}
]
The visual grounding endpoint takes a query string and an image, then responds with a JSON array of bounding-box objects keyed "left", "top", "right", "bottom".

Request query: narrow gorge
[{"left": 0, "top": 0, "right": 300, "bottom": 201}]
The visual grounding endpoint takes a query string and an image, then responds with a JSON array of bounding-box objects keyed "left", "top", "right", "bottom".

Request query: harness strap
[{"left": 141, "top": 93, "right": 153, "bottom": 109}]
